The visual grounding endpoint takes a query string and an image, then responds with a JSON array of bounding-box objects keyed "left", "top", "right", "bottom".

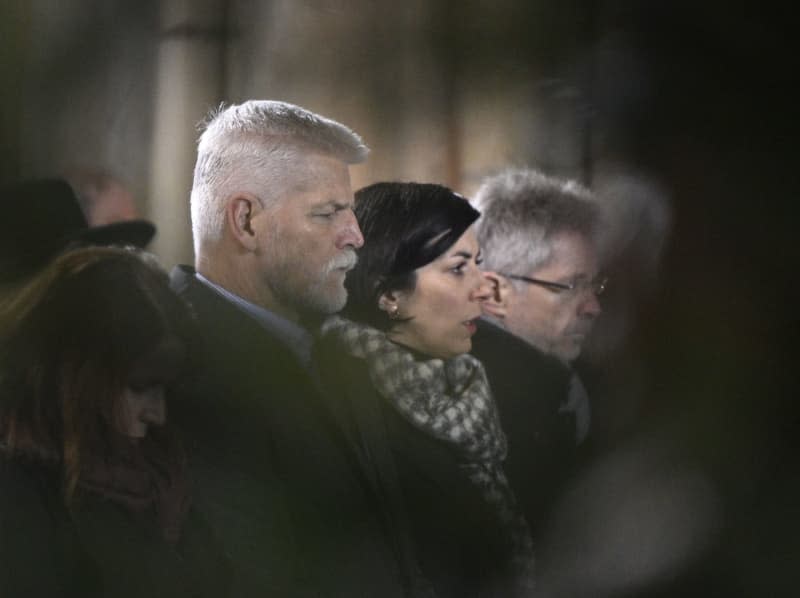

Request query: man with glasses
[
  {"left": 469, "top": 167, "right": 605, "bottom": 537},
  {"left": 473, "top": 168, "right": 604, "bottom": 365}
]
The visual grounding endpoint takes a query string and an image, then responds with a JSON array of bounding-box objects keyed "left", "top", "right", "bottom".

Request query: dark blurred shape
[
  {"left": 0, "top": 178, "right": 155, "bottom": 283},
  {"left": 578, "top": 171, "right": 672, "bottom": 442}
]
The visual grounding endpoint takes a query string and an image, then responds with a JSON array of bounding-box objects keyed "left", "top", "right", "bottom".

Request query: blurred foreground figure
[
  {"left": 0, "top": 178, "right": 155, "bottom": 284},
  {"left": 528, "top": 175, "right": 717, "bottom": 598},
  {"left": 64, "top": 168, "right": 142, "bottom": 226},
  {"left": 171, "top": 100, "right": 419, "bottom": 595},
  {"left": 577, "top": 172, "right": 672, "bottom": 444},
  {"left": 0, "top": 247, "right": 230, "bottom": 597}
]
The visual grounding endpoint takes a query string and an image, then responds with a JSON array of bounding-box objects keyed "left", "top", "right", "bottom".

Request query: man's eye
[{"left": 313, "top": 212, "right": 335, "bottom": 219}]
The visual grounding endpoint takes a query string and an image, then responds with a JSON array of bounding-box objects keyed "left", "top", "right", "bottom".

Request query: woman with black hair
[
  {"left": 316, "top": 182, "right": 535, "bottom": 597},
  {"left": 0, "top": 247, "right": 230, "bottom": 597}
]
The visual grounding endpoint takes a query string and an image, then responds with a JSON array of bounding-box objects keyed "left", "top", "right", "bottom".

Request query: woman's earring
[{"left": 379, "top": 295, "right": 401, "bottom": 320}]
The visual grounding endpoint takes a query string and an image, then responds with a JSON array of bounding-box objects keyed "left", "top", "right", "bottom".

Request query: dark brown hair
[{"left": 0, "top": 247, "right": 194, "bottom": 501}]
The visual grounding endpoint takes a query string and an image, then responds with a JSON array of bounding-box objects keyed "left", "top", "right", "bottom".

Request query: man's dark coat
[
  {"left": 170, "top": 266, "right": 412, "bottom": 597},
  {"left": 471, "top": 319, "right": 577, "bottom": 535}
]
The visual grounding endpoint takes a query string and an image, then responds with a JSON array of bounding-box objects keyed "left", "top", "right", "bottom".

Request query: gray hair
[
  {"left": 190, "top": 100, "right": 369, "bottom": 251},
  {"left": 473, "top": 168, "right": 600, "bottom": 283}
]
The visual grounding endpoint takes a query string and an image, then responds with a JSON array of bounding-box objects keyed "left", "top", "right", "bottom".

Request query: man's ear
[
  {"left": 225, "top": 193, "right": 260, "bottom": 251},
  {"left": 481, "top": 271, "right": 511, "bottom": 320}
]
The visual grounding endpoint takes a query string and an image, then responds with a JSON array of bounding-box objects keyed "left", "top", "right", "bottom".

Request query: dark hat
[{"left": 0, "top": 178, "right": 156, "bottom": 282}]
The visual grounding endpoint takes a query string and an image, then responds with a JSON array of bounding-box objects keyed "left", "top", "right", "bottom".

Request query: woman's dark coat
[
  {"left": 314, "top": 334, "right": 521, "bottom": 598},
  {"left": 0, "top": 459, "right": 230, "bottom": 598}
]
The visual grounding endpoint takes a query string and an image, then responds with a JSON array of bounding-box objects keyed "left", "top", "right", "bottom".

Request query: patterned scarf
[{"left": 322, "top": 315, "right": 536, "bottom": 592}]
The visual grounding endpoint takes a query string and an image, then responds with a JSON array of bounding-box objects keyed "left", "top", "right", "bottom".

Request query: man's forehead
[
  {"left": 283, "top": 157, "right": 350, "bottom": 196},
  {"left": 533, "top": 231, "right": 598, "bottom": 274}
]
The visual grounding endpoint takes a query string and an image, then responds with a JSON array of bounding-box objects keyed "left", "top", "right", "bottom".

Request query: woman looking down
[{"left": 0, "top": 246, "right": 230, "bottom": 597}]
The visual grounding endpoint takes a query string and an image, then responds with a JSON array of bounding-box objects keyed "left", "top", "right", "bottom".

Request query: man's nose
[
  {"left": 336, "top": 210, "right": 364, "bottom": 249},
  {"left": 579, "top": 290, "right": 602, "bottom": 317}
]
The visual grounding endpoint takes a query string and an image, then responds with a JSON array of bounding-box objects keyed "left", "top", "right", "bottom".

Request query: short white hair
[
  {"left": 473, "top": 168, "right": 599, "bottom": 284},
  {"left": 190, "top": 100, "right": 369, "bottom": 252}
]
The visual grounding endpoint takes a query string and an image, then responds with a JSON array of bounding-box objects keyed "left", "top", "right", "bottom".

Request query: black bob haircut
[{"left": 342, "top": 182, "right": 480, "bottom": 331}]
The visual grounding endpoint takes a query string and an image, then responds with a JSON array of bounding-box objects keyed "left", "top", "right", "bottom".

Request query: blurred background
[{"left": 1, "top": 0, "right": 797, "bottom": 595}]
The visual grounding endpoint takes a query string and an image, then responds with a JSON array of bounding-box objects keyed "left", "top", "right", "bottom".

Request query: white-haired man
[{"left": 170, "top": 101, "right": 415, "bottom": 596}]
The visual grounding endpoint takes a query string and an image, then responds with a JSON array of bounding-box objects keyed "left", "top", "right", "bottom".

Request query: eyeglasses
[{"left": 503, "top": 273, "right": 608, "bottom": 297}]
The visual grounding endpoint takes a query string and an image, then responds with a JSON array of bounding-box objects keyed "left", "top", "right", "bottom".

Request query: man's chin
[
  {"left": 550, "top": 336, "right": 583, "bottom": 363},
  {"left": 310, "top": 284, "right": 348, "bottom": 315}
]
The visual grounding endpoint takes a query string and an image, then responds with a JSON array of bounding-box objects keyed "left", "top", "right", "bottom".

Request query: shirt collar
[{"left": 195, "top": 272, "right": 313, "bottom": 367}]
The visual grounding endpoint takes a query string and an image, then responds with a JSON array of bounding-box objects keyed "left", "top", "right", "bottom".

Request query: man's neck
[{"left": 196, "top": 255, "right": 300, "bottom": 323}]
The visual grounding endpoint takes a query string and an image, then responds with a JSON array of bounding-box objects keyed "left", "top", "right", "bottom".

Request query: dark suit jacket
[
  {"left": 169, "top": 266, "right": 411, "bottom": 597},
  {"left": 471, "top": 319, "right": 577, "bottom": 535}
]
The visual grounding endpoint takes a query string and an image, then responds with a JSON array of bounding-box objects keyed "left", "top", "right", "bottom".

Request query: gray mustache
[{"left": 323, "top": 250, "right": 358, "bottom": 274}]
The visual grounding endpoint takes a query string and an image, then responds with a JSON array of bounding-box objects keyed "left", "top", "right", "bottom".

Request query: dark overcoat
[
  {"left": 313, "top": 332, "right": 521, "bottom": 598},
  {"left": 471, "top": 319, "right": 577, "bottom": 536},
  {"left": 169, "top": 266, "right": 413, "bottom": 597}
]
